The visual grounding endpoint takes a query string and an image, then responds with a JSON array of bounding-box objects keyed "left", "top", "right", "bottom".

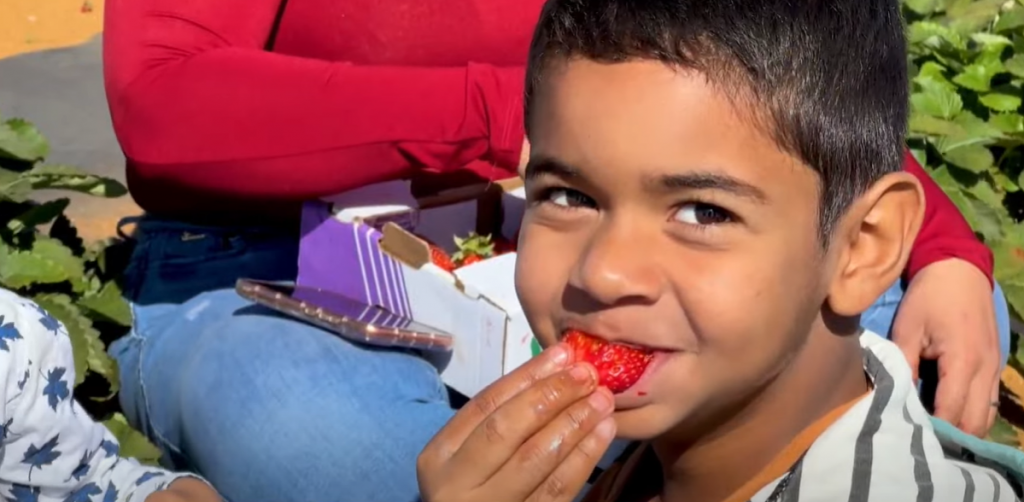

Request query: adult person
[{"left": 101, "top": 1, "right": 1008, "bottom": 501}]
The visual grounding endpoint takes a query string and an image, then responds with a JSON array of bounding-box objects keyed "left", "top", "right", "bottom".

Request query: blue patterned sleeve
[{"left": 0, "top": 288, "right": 211, "bottom": 502}]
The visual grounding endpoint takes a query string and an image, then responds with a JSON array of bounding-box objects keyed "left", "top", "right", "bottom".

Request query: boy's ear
[{"left": 826, "top": 172, "right": 924, "bottom": 317}]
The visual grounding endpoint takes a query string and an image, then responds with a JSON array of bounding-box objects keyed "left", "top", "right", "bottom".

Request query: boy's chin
[{"left": 612, "top": 404, "right": 688, "bottom": 441}]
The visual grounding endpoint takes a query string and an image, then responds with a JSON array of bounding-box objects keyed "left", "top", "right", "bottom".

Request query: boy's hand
[
  {"left": 417, "top": 345, "right": 616, "bottom": 502},
  {"left": 891, "top": 258, "right": 1001, "bottom": 437}
]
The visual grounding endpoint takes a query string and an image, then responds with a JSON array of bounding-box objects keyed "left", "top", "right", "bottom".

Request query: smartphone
[{"left": 235, "top": 279, "right": 453, "bottom": 352}]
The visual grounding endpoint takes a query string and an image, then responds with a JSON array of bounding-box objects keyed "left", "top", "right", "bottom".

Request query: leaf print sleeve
[{"left": 0, "top": 289, "right": 212, "bottom": 502}]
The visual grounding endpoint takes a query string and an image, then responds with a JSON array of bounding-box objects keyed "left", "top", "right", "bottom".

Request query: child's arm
[{"left": 0, "top": 289, "right": 220, "bottom": 502}]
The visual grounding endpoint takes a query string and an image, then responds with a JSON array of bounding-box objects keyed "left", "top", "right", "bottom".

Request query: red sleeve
[
  {"left": 902, "top": 151, "right": 993, "bottom": 286},
  {"left": 101, "top": 0, "right": 526, "bottom": 201}
]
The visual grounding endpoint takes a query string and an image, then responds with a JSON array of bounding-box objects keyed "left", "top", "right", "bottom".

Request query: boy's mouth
[{"left": 562, "top": 329, "right": 656, "bottom": 394}]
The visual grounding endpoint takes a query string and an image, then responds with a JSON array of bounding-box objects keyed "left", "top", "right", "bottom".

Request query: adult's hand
[
  {"left": 891, "top": 258, "right": 1001, "bottom": 437},
  {"left": 417, "top": 344, "right": 616, "bottom": 502}
]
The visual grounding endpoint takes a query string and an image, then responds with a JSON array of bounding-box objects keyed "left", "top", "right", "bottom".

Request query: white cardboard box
[{"left": 296, "top": 179, "right": 537, "bottom": 397}]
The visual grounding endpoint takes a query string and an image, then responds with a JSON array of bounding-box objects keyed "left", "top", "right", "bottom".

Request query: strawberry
[
  {"left": 429, "top": 244, "right": 455, "bottom": 272},
  {"left": 563, "top": 329, "right": 654, "bottom": 394},
  {"left": 452, "top": 232, "right": 495, "bottom": 268},
  {"left": 493, "top": 236, "right": 517, "bottom": 255}
]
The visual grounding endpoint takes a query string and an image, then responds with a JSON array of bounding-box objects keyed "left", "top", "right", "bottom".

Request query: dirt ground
[{"left": 0, "top": 0, "right": 104, "bottom": 59}]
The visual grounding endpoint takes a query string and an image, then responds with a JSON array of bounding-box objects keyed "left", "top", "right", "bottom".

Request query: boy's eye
[
  {"left": 673, "top": 202, "right": 732, "bottom": 226},
  {"left": 544, "top": 188, "right": 595, "bottom": 209}
]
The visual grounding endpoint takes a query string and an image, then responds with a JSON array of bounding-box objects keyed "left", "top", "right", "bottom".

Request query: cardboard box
[{"left": 296, "top": 178, "right": 539, "bottom": 397}]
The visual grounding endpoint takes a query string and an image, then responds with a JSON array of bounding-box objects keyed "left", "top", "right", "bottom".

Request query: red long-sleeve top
[{"left": 101, "top": 0, "right": 993, "bottom": 284}]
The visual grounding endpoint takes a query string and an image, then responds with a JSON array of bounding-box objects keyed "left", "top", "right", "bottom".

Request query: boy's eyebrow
[
  {"left": 650, "top": 172, "right": 769, "bottom": 204},
  {"left": 523, "top": 157, "right": 580, "bottom": 180},
  {"left": 525, "top": 156, "right": 768, "bottom": 204}
]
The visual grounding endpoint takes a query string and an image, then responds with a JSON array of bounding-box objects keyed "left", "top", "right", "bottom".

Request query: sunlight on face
[{"left": 515, "top": 60, "right": 828, "bottom": 439}]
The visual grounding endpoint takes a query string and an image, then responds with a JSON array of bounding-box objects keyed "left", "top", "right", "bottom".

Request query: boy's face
[{"left": 516, "top": 60, "right": 844, "bottom": 439}]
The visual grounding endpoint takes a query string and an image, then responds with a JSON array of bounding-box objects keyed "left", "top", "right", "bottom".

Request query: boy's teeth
[{"left": 563, "top": 329, "right": 654, "bottom": 394}]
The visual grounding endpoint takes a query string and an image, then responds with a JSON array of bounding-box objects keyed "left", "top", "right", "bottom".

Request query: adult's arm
[
  {"left": 902, "top": 151, "right": 994, "bottom": 286},
  {"left": 102, "top": 0, "right": 526, "bottom": 201}
]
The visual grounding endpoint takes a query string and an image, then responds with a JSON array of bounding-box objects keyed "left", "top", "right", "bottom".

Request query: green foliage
[
  {"left": 904, "top": 0, "right": 1024, "bottom": 322},
  {"left": 0, "top": 114, "right": 157, "bottom": 463}
]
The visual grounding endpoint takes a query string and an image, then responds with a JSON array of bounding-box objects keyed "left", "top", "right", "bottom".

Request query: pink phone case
[{"left": 235, "top": 279, "right": 454, "bottom": 352}]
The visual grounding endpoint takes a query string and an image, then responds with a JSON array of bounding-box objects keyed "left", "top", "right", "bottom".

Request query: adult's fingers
[
  {"left": 890, "top": 319, "right": 924, "bottom": 383},
  {"left": 421, "top": 345, "right": 572, "bottom": 464},
  {"left": 447, "top": 363, "right": 600, "bottom": 480},
  {"left": 524, "top": 417, "right": 617, "bottom": 502},
  {"left": 931, "top": 354, "right": 973, "bottom": 431},
  {"left": 986, "top": 376, "right": 1001, "bottom": 435},
  {"left": 958, "top": 360, "right": 1000, "bottom": 437}
]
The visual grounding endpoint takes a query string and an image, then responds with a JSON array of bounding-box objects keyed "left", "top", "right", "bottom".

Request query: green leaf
[
  {"left": 992, "top": 168, "right": 1020, "bottom": 192},
  {"left": 1005, "top": 54, "right": 1024, "bottom": 78},
  {"left": 991, "top": 113, "right": 1024, "bottom": 133},
  {"left": 102, "top": 414, "right": 161, "bottom": 465},
  {"left": 993, "top": 226, "right": 1024, "bottom": 279},
  {"left": 996, "top": 7, "right": 1024, "bottom": 32},
  {"left": 930, "top": 165, "right": 1006, "bottom": 241},
  {"left": 24, "top": 164, "right": 128, "bottom": 198},
  {"left": 910, "top": 147, "right": 928, "bottom": 167},
  {"left": 31, "top": 293, "right": 115, "bottom": 390},
  {"left": 911, "top": 86, "right": 964, "bottom": 119},
  {"left": 29, "top": 236, "right": 88, "bottom": 293},
  {"left": 948, "top": 0, "right": 1004, "bottom": 33},
  {"left": 986, "top": 415, "right": 1020, "bottom": 447},
  {"left": 980, "top": 92, "right": 1023, "bottom": 111},
  {"left": 944, "top": 144, "right": 996, "bottom": 172},
  {"left": 953, "top": 111, "right": 1004, "bottom": 141},
  {"left": 953, "top": 62, "right": 1000, "bottom": 92},
  {"left": 907, "top": 21, "right": 967, "bottom": 50},
  {"left": 78, "top": 281, "right": 132, "bottom": 327},
  {"left": 0, "top": 170, "right": 32, "bottom": 203},
  {"left": 971, "top": 33, "right": 1014, "bottom": 48},
  {"left": 0, "top": 118, "right": 49, "bottom": 162},
  {"left": 0, "top": 242, "right": 69, "bottom": 290},
  {"left": 7, "top": 198, "right": 69, "bottom": 234},
  {"left": 916, "top": 62, "right": 957, "bottom": 88},
  {"left": 904, "top": 0, "right": 939, "bottom": 15},
  {"left": 909, "top": 113, "right": 966, "bottom": 136}
]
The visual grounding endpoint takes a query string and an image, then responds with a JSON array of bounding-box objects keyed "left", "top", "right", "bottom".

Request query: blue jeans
[{"left": 110, "top": 219, "right": 1012, "bottom": 502}]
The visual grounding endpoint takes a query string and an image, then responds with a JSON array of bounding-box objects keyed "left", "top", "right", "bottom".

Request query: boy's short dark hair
[{"left": 525, "top": 0, "right": 908, "bottom": 238}]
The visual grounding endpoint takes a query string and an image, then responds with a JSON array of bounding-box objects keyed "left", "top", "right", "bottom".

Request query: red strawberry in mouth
[{"left": 563, "top": 329, "right": 654, "bottom": 394}]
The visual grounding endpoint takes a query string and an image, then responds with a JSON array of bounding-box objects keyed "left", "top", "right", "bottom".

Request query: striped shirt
[{"left": 581, "top": 332, "right": 1022, "bottom": 502}]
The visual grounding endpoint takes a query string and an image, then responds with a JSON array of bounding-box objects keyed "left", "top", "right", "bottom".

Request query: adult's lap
[{"left": 121, "top": 287, "right": 455, "bottom": 502}]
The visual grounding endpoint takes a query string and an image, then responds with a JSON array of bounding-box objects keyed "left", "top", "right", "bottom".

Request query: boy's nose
[{"left": 567, "top": 224, "right": 663, "bottom": 306}]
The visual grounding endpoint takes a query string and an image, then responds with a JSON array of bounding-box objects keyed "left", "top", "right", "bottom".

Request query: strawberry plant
[
  {"left": 452, "top": 232, "right": 496, "bottom": 267},
  {"left": 904, "top": 0, "right": 1024, "bottom": 316},
  {"left": 902, "top": 0, "right": 1024, "bottom": 447},
  {"left": 0, "top": 114, "right": 160, "bottom": 463}
]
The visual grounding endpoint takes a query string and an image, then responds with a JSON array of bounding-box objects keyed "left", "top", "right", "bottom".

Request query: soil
[{"left": 0, "top": 0, "right": 104, "bottom": 59}]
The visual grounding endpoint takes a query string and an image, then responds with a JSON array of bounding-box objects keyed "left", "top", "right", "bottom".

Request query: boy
[
  {"left": 0, "top": 287, "right": 221, "bottom": 502},
  {"left": 416, "top": 0, "right": 1022, "bottom": 501}
]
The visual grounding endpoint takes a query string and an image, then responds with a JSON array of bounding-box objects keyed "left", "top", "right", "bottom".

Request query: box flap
[{"left": 454, "top": 253, "right": 521, "bottom": 315}]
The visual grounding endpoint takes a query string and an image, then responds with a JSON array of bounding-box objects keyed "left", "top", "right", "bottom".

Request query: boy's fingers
[
  {"left": 526, "top": 417, "right": 617, "bottom": 502},
  {"left": 448, "top": 364, "right": 599, "bottom": 479},
  {"left": 422, "top": 345, "right": 571, "bottom": 463},
  {"left": 484, "top": 387, "right": 615, "bottom": 499}
]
